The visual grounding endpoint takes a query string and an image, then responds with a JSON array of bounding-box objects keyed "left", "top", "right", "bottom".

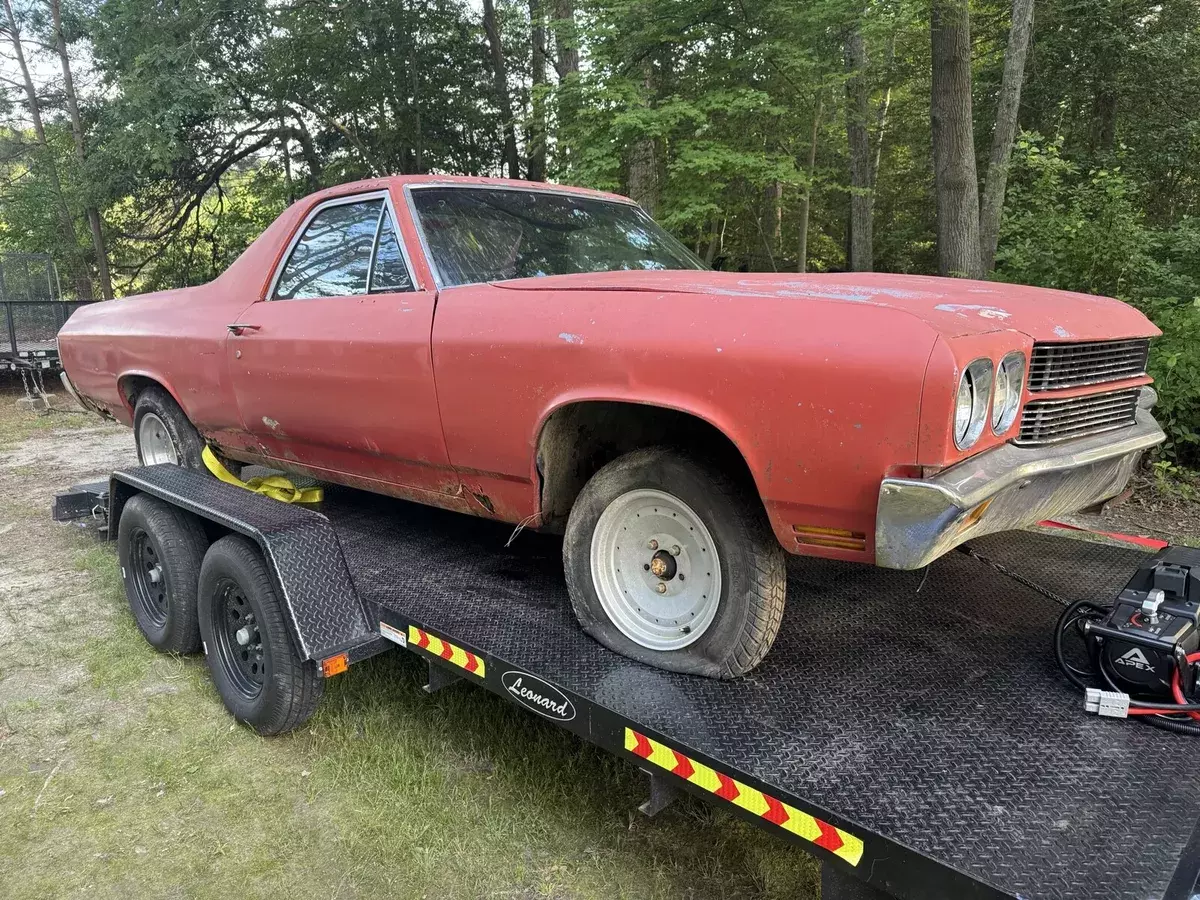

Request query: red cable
[
  {"left": 1171, "top": 651, "right": 1200, "bottom": 722},
  {"left": 1118, "top": 653, "right": 1200, "bottom": 717}
]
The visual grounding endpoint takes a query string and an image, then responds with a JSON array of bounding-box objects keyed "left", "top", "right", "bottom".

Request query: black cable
[
  {"left": 1054, "top": 599, "right": 1200, "bottom": 736},
  {"left": 1096, "top": 654, "right": 1200, "bottom": 712},
  {"left": 1053, "top": 599, "right": 1108, "bottom": 690},
  {"left": 1141, "top": 715, "right": 1200, "bottom": 736},
  {"left": 978, "top": 547, "right": 1200, "bottom": 733}
]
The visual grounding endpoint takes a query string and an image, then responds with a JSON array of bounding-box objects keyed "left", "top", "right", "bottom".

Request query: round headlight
[
  {"left": 954, "top": 359, "right": 993, "bottom": 450},
  {"left": 992, "top": 351, "right": 1025, "bottom": 434}
]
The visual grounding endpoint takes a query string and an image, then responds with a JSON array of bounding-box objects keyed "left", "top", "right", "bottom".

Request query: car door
[{"left": 226, "top": 189, "right": 464, "bottom": 508}]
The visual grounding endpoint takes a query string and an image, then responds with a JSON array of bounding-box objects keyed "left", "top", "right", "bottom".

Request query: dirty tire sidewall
[
  {"left": 117, "top": 493, "right": 208, "bottom": 653},
  {"left": 198, "top": 535, "right": 323, "bottom": 735},
  {"left": 564, "top": 447, "right": 787, "bottom": 678},
  {"left": 133, "top": 385, "right": 206, "bottom": 470}
]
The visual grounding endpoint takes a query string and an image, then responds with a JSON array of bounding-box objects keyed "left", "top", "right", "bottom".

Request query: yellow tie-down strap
[
  {"left": 625, "top": 727, "right": 864, "bottom": 866},
  {"left": 202, "top": 446, "right": 323, "bottom": 505}
]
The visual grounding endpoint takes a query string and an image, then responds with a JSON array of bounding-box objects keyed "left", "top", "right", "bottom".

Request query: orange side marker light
[{"left": 321, "top": 653, "right": 349, "bottom": 677}]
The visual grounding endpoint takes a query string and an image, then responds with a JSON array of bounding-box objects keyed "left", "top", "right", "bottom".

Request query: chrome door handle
[{"left": 227, "top": 323, "right": 261, "bottom": 335}]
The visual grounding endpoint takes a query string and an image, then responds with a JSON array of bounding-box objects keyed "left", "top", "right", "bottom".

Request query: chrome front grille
[
  {"left": 1016, "top": 387, "right": 1140, "bottom": 446},
  {"left": 1027, "top": 339, "right": 1149, "bottom": 391}
]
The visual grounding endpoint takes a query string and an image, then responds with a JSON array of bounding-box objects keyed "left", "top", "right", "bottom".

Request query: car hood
[{"left": 493, "top": 270, "right": 1160, "bottom": 342}]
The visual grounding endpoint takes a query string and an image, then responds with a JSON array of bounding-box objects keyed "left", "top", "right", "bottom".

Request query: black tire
[
  {"left": 198, "top": 535, "right": 322, "bottom": 735},
  {"left": 117, "top": 493, "right": 208, "bottom": 653},
  {"left": 133, "top": 385, "right": 242, "bottom": 476},
  {"left": 563, "top": 447, "right": 787, "bottom": 678},
  {"left": 133, "top": 385, "right": 206, "bottom": 470}
]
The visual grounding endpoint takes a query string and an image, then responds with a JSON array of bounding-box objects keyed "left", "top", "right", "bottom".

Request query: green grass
[
  {"left": 0, "top": 385, "right": 97, "bottom": 449},
  {"left": 0, "top": 534, "right": 817, "bottom": 900}
]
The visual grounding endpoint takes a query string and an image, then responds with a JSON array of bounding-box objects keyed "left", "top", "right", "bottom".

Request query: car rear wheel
[
  {"left": 198, "top": 535, "right": 322, "bottom": 735},
  {"left": 134, "top": 386, "right": 206, "bottom": 469},
  {"left": 563, "top": 447, "right": 787, "bottom": 678},
  {"left": 117, "top": 493, "right": 208, "bottom": 653}
]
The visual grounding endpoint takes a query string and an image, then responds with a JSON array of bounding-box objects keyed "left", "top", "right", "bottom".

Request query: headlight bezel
[
  {"left": 953, "top": 358, "right": 994, "bottom": 451},
  {"left": 991, "top": 351, "right": 1026, "bottom": 435}
]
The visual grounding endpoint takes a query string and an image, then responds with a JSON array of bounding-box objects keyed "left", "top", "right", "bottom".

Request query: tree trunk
[
  {"left": 703, "top": 218, "right": 721, "bottom": 266},
  {"left": 871, "top": 32, "right": 895, "bottom": 191},
  {"left": 872, "top": 86, "right": 892, "bottom": 189},
  {"left": 280, "top": 126, "right": 295, "bottom": 204},
  {"left": 482, "top": 0, "right": 521, "bottom": 178},
  {"left": 1093, "top": 92, "right": 1118, "bottom": 153},
  {"left": 931, "top": 0, "right": 983, "bottom": 279},
  {"left": 765, "top": 180, "right": 783, "bottom": 251},
  {"left": 845, "top": 25, "right": 873, "bottom": 272},
  {"left": 626, "top": 139, "right": 659, "bottom": 215},
  {"left": 551, "top": 0, "right": 579, "bottom": 79},
  {"left": 797, "top": 95, "right": 823, "bottom": 274},
  {"left": 50, "top": 0, "right": 112, "bottom": 300},
  {"left": 979, "top": 0, "right": 1034, "bottom": 272},
  {"left": 527, "top": 0, "right": 548, "bottom": 182},
  {"left": 626, "top": 62, "right": 660, "bottom": 215},
  {"left": 549, "top": 0, "right": 579, "bottom": 171},
  {"left": 3, "top": 0, "right": 91, "bottom": 299},
  {"left": 411, "top": 44, "right": 423, "bottom": 173}
]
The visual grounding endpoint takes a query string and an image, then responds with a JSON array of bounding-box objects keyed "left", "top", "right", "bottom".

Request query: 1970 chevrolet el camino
[{"left": 58, "top": 175, "right": 1165, "bottom": 678}]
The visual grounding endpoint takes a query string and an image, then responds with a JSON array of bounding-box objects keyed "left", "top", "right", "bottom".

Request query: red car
[{"left": 59, "top": 175, "right": 1165, "bottom": 677}]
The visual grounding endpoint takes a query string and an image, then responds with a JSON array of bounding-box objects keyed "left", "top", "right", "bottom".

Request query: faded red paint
[{"left": 57, "top": 175, "right": 1161, "bottom": 564}]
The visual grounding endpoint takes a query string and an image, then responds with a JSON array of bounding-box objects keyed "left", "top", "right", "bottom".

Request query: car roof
[{"left": 310, "top": 174, "right": 635, "bottom": 207}]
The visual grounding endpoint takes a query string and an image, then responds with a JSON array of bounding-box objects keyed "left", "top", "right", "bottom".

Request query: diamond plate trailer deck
[{"left": 99, "top": 465, "right": 1200, "bottom": 900}]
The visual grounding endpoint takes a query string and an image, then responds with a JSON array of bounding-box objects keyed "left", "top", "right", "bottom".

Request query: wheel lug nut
[
  {"left": 655, "top": 583, "right": 667, "bottom": 594},
  {"left": 647, "top": 539, "right": 658, "bottom": 550},
  {"left": 670, "top": 545, "right": 681, "bottom": 556}
]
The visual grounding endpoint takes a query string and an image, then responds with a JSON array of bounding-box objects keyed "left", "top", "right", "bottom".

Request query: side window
[
  {"left": 369, "top": 214, "right": 414, "bottom": 293},
  {"left": 274, "top": 200, "right": 383, "bottom": 299}
]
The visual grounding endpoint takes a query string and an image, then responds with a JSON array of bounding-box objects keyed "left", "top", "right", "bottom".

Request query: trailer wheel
[
  {"left": 117, "top": 493, "right": 208, "bottom": 653},
  {"left": 198, "top": 535, "right": 322, "bottom": 735},
  {"left": 563, "top": 447, "right": 787, "bottom": 678}
]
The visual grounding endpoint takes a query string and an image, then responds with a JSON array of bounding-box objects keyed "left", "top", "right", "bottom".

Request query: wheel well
[
  {"left": 118, "top": 374, "right": 162, "bottom": 414},
  {"left": 535, "top": 401, "right": 762, "bottom": 531}
]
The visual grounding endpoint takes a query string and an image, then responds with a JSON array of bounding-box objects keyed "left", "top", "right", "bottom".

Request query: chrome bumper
[{"left": 875, "top": 410, "right": 1165, "bottom": 570}]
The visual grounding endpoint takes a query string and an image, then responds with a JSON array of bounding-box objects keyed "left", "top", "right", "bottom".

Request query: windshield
[{"left": 410, "top": 187, "right": 707, "bottom": 287}]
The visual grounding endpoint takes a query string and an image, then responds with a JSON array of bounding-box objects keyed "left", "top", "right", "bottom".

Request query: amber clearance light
[{"left": 792, "top": 525, "right": 867, "bottom": 552}]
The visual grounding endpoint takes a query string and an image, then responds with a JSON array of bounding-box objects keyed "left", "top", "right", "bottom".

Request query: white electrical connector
[{"left": 1085, "top": 688, "right": 1131, "bottom": 718}]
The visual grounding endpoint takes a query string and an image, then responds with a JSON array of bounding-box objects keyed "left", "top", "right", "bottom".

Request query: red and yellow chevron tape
[
  {"left": 625, "top": 728, "right": 863, "bottom": 866},
  {"left": 408, "top": 626, "right": 485, "bottom": 678}
]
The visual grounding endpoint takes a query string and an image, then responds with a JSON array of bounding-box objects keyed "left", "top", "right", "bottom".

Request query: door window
[
  {"left": 370, "top": 214, "right": 414, "bottom": 293},
  {"left": 274, "top": 198, "right": 415, "bottom": 299}
]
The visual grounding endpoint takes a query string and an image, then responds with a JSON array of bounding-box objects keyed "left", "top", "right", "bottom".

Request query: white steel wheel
[
  {"left": 137, "top": 412, "right": 179, "bottom": 465},
  {"left": 590, "top": 488, "right": 722, "bottom": 651}
]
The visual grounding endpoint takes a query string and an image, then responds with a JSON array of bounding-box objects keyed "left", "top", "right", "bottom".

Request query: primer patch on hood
[{"left": 934, "top": 303, "right": 1012, "bottom": 321}]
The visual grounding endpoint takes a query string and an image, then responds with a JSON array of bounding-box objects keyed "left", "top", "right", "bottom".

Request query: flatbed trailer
[
  {"left": 1, "top": 299, "right": 94, "bottom": 373},
  {"left": 56, "top": 465, "right": 1200, "bottom": 900}
]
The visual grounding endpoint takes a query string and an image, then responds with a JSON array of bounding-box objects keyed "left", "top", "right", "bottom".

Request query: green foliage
[
  {"left": 0, "top": 0, "right": 1198, "bottom": 458},
  {"left": 996, "top": 134, "right": 1200, "bottom": 463}
]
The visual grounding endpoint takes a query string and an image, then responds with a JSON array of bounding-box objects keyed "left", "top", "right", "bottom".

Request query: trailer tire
[
  {"left": 563, "top": 447, "right": 787, "bottom": 678},
  {"left": 117, "top": 493, "right": 208, "bottom": 654},
  {"left": 198, "top": 535, "right": 322, "bottom": 735}
]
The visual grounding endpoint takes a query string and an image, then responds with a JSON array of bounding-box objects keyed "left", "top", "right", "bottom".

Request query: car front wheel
[{"left": 563, "top": 448, "right": 787, "bottom": 678}]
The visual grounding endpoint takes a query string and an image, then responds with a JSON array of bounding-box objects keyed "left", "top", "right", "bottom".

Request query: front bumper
[{"left": 875, "top": 409, "right": 1165, "bottom": 570}]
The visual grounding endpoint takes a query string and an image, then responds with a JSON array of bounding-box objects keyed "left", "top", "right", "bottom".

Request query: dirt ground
[{"left": 1065, "top": 472, "right": 1200, "bottom": 547}]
